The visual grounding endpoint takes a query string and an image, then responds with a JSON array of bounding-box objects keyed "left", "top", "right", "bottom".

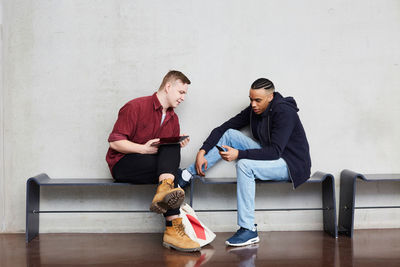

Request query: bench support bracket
[{"left": 26, "top": 178, "right": 41, "bottom": 243}]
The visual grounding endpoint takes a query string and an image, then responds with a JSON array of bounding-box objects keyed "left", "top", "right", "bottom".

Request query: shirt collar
[{"left": 152, "top": 92, "right": 175, "bottom": 115}]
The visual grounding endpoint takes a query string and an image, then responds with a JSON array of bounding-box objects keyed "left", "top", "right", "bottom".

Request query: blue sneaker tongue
[
  {"left": 239, "top": 228, "right": 247, "bottom": 234},
  {"left": 233, "top": 228, "right": 246, "bottom": 237}
]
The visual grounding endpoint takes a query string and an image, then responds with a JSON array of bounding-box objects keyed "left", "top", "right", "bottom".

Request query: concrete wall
[{"left": 1, "top": 0, "right": 400, "bottom": 233}]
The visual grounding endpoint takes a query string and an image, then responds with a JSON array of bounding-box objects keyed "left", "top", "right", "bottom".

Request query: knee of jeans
[
  {"left": 236, "top": 159, "right": 253, "bottom": 177},
  {"left": 222, "top": 128, "right": 240, "bottom": 139}
]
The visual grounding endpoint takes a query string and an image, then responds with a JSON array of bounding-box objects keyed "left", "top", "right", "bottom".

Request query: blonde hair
[{"left": 158, "top": 70, "right": 191, "bottom": 91}]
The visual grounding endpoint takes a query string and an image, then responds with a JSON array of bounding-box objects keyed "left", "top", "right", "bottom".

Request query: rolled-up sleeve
[{"left": 108, "top": 103, "right": 137, "bottom": 142}]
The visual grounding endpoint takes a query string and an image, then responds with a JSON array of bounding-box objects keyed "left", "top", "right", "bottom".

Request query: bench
[
  {"left": 189, "top": 171, "right": 338, "bottom": 238},
  {"left": 338, "top": 169, "right": 400, "bottom": 237},
  {"left": 26, "top": 171, "right": 338, "bottom": 243},
  {"left": 25, "top": 174, "right": 156, "bottom": 243}
]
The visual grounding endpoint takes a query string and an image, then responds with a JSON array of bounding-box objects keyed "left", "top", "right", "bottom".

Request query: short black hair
[{"left": 251, "top": 78, "right": 274, "bottom": 91}]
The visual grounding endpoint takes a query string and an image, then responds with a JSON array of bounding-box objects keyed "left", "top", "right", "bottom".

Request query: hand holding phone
[
  {"left": 215, "top": 145, "right": 226, "bottom": 152},
  {"left": 217, "top": 145, "right": 239, "bottom": 162}
]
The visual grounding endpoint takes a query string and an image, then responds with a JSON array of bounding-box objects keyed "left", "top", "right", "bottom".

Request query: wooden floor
[{"left": 1, "top": 230, "right": 400, "bottom": 266}]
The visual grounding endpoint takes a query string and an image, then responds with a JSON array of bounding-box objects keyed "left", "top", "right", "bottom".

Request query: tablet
[{"left": 151, "top": 136, "right": 189, "bottom": 146}]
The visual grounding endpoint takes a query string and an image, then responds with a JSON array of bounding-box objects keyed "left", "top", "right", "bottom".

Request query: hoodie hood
[
  {"left": 272, "top": 92, "right": 299, "bottom": 112},
  {"left": 260, "top": 92, "right": 299, "bottom": 117}
]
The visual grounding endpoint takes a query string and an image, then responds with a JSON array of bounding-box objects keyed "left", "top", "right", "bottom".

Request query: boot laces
[
  {"left": 163, "top": 179, "right": 174, "bottom": 189},
  {"left": 174, "top": 223, "right": 186, "bottom": 237}
]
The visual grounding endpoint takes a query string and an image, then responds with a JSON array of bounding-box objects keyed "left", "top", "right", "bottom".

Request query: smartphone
[{"left": 215, "top": 145, "right": 226, "bottom": 152}]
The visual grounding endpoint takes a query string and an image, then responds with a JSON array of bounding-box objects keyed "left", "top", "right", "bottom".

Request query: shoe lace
[
  {"left": 232, "top": 227, "right": 247, "bottom": 238},
  {"left": 174, "top": 223, "right": 186, "bottom": 237},
  {"left": 162, "top": 179, "right": 174, "bottom": 189}
]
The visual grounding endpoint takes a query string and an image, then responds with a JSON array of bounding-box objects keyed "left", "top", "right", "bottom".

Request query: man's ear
[
  {"left": 164, "top": 82, "right": 171, "bottom": 93},
  {"left": 268, "top": 93, "right": 274, "bottom": 101}
]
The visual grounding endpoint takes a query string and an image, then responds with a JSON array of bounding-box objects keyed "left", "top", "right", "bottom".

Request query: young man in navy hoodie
[{"left": 179, "top": 78, "right": 311, "bottom": 247}]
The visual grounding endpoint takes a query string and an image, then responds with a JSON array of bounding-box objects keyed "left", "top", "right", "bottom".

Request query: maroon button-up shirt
[{"left": 106, "top": 93, "right": 180, "bottom": 175}]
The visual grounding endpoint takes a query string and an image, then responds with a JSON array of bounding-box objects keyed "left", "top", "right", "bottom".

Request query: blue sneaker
[
  {"left": 177, "top": 168, "right": 191, "bottom": 189},
  {"left": 225, "top": 226, "right": 260, "bottom": 247}
]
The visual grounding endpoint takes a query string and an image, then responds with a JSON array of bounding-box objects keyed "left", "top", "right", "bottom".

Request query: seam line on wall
[{"left": 0, "top": 2, "right": 5, "bottom": 232}]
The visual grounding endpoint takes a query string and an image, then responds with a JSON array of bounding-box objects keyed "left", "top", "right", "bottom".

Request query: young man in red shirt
[{"left": 106, "top": 70, "right": 200, "bottom": 252}]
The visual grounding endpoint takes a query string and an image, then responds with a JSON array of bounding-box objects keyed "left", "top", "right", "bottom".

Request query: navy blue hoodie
[{"left": 200, "top": 92, "right": 311, "bottom": 188}]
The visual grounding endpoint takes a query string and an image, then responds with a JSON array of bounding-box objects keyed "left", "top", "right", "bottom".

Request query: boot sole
[
  {"left": 163, "top": 241, "right": 201, "bottom": 252},
  {"left": 149, "top": 189, "right": 185, "bottom": 214},
  {"left": 149, "top": 201, "right": 168, "bottom": 214},
  {"left": 164, "top": 189, "right": 185, "bottom": 209}
]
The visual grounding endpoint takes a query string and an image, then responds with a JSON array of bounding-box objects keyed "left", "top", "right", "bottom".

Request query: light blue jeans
[{"left": 187, "top": 129, "right": 290, "bottom": 230}]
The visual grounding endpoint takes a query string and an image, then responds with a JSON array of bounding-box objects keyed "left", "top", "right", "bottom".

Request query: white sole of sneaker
[
  {"left": 225, "top": 236, "right": 260, "bottom": 247},
  {"left": 162, "top": 242, "right": 201, "bottom": 252}
]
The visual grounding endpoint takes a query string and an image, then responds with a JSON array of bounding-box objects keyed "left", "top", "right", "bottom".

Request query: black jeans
[{"left": 113, "top": 144, "right": 181, "bottom": 217}]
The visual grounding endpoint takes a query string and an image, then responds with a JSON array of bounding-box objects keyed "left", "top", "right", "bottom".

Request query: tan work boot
[
  {"left": 150, "top": 178, "right": 185, "bottom": 214},
  {"left": 163, "top": 218, "right": 201, "bottom": 252}
]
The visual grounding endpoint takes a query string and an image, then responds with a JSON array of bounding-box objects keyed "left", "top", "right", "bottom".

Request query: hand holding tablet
[{"left": 151, "top": 136, "right": 189, "bottom": 146}]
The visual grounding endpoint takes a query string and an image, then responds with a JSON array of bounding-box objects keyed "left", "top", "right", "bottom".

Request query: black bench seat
[
  {"left": 26, "top": 174, "right": 154, "bottom": 243},
  {"left": 26, "top": 171, "right": 338, "bottom": 243}
]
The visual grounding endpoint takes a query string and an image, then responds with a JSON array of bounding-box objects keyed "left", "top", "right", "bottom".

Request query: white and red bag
[{"left": 179, "top": 203, "right": 216, "bottom": 247}]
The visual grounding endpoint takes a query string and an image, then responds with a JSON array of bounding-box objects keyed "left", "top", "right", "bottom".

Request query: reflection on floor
[{"left": 1, "top": 230, "right": 400, "bottom": 266}]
